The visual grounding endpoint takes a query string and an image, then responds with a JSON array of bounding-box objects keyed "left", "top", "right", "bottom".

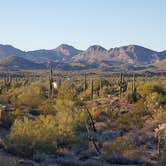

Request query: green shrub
[
  {"left": 127, "top": 92, "right": 140, "bottom": 103},
  {"left": 5, "top": 108, "right": 86, "bottom": 157},
  {"left": 5, "top": 116, "right": 73, "bottom": 157},
  {"left": 145, "top": 92, "right": 166, "bottom": 110},
  {"left": 1, "top": 109, "right": 28, "bottom": 128},
  {"left": 102, "top": 137, "right": 138, "bottom": 163},
  {"left": 138, "top": 82, "right": 165, "bottom": 97},
  {"left": 38, "top": 101, "right": 56, "bottom": 115},
  {"left": 57, "top": 81, "right": 78, "bottom": 101},
  {"left": 110, "top": 100, "right": 146, "bottom": 130}
]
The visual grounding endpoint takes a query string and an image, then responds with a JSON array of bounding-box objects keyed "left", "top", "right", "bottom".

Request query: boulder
[{"left": 17, "top": 160, "right": 34, "bottom": 166}]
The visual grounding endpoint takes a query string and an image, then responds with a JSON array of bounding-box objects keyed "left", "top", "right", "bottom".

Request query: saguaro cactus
[
  {"left": 99, "top": 79, "right": 102, "bottom": 96},
  {"left": 118, "top": 73, "right": 127, "bottom": 97},
  {"left": 91, "top": 79, "right": 94, "bottom": 100},
  {"left": 131, "top": 73, "right": 137, "bottom": 102},
  {"left": 119, "top": 73, "right": 123, "bottom": 97},
  {"left": 4, "top": 72, "right": 12, "bottom": 91},
  {"left": 84, "top": 72, "right": 87, "bottom": 91},
  {"left": 49, "top": 65, "right": 53, "bottom": 98}
]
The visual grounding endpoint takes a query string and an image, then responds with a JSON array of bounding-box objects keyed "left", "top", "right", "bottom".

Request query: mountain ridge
[
  {"left": 0, "top": 56, "right": 46, "bottom": 70},
  {"left": 0, "top": 43, "right": 166, "bottom": 71}
]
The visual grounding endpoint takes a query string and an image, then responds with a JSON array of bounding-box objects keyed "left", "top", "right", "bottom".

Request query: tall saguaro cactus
[
  {"left": 91, "top": 79, "right": 94, "bottom": 100},
  {"left": 118, "top": 73, "right": 127, "bottom": 97},
  {"left": 4, "top": 72, "right": 12, "bottom": 91},
  {"left": 119, "top": 73, "right": 123, "bottom": 97},
  {"left": 84, "top": 72, "right": 87, "bottom": 91},
  {"left": 131, "top": 73, "right": 137, "bottom": 102},
  {"left": 49, "top": 65, "right": 53, "bottom": 99},
  {"left": 99, "top": 79, "right": 102, "bottom": 96}
]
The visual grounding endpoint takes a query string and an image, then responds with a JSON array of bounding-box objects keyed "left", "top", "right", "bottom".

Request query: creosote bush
[
  {"left": 102, "top": 136, "right": 139, "bottom": 164},
  {"left": 110, "top": 100, "right": 147, "bottom": 130},
  {"left": 57, "top": 81, "right": 78, "bottom": 101},
  {"left": 38, "top": 100, "right": 56, "bottom": 115},
  {"left": 1, "top": 109, "right": 28, "bottom": 128},
  {"left": 5, "top": 115, "right": 79, "bottom": 157}
]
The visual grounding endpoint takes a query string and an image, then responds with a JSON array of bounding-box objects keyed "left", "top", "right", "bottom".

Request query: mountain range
[{"left": 0, "top": 43, "right": 166, "bottom": 71}]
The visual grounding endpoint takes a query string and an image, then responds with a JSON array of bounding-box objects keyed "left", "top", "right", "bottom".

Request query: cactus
[
  {"left": 131, "top": 73, "right": 137, "bottom": 102},
  {"left": 91, "top": 79, "right": 94, "bottom": 100},
  {"left": 119, "top": 73, "right": 123, "bottom": 97},
  {"left": 23, "top": 77, "right": 30, "bottom": 86},
  {"left": 49, "top": 65, "right": 54, "bottom": 99},
  {"left": 118, "top": 73, "right": 127, "bottom": 97},
  {"left": 99, "top": 79, "right": 102, "bottom": 96},
  {"left": 84, "top": 72, "right": 87, "bottom": 91},
  {"left": 4, "top": 72, "right": 12, "bottom": 91}
]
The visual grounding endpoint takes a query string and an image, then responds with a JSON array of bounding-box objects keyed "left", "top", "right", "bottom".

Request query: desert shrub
[
  {"left": 138, "top": 82, "right": 165, "bottom": 97},
  {"left": 99, "top": 86, "right": 111, "bottom": 97},
  {"left": 136, "top": 82, "right": 166, "bottom": 111},
  {"left": 151, "top": 109, "right": 166, "bottom": 126},
  {"left": 0, "top": 81, "right": 48, "bottom": 106},
  {"left": 102, "top": 136, "right": 139, "bottom": 164},
  {"left": 79, "top": 91, "right": 91, "bottom": 101},
  {"left": 16, "top": 90, "right": 44, "bottom": 108},
  {"left": 5, "top": 104, "right": 86, "bottom": 158},
  {"left": 38, "top": 100, "right": 56, "bottom": 115},
  {"left": 145, "top": 92, "right": 166, "bottom": 110},
  {"left": 55, "top": 99, "right": 86, "bottom": 132},
  {"left": 127, "top": 92, "right": 140, "bottom": 103},
  {"left": 144, "top": 107, "right": 166, "bottom": 132},
  {"left": 110, "top": 100, "right": 146, "bottom": 130},
  {"left": 115, "top": 112, "right": 143, "bottom": 130},
  {"left": 101, "top": 79, "right": 110, "bottom": 87},
  {"left": 5, "top": 115, "right": 78, "bottom": 157},
  {"left": 55, "top": 81, "right": 87, "bottom": 132},
  {"left": 1, "top": 109, "right": 28, "bottom": 128},
  {"left": 4, "top": 82, "right": 48, "bottom": 108},
  {"left": 57, "top": 81, "right": 78, "bottom": 101},
  {"left": 152, "top": 85, "right": 165, "bottom": 95}
]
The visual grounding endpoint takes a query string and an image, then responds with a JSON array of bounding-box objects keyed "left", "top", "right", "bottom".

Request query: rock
[
  {"left": 77, "top": 149, "right": 98, "bottom": 160},
  {"left": 17, "top": 160, "right": 34, "bottom": 166},
  {"left": 99, "top": 130, "right": 124, "bottom": 142}
]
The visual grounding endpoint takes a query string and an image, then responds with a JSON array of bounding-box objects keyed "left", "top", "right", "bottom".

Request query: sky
[{"left": 0, "top": 0, "right": 166, "bottom": 51}]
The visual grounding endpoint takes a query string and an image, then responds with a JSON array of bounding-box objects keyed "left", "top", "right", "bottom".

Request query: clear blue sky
[{"left": 0, "top": 0, "right": 166, "bottom": 51}]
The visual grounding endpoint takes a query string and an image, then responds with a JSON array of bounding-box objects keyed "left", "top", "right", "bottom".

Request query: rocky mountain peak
[
  {"left": 87, "top": 45, "right": 107, "bottom": 52},
  {"left": 55, "top": 44, "right": 81, "bottom": 57}
]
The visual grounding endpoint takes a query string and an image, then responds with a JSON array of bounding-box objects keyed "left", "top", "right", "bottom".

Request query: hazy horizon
[{"left": 0, "top": 0, "right": 166, "bottom": 51}]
